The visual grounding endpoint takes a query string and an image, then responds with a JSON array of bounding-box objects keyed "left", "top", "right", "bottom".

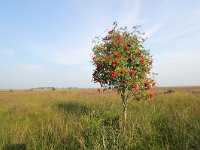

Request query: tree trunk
[
  {"left": 123, "top": 105, "right": 127, "bottom": 127},
  {"left": 121, "top": 92, "right": 127, "bottom": 128}
]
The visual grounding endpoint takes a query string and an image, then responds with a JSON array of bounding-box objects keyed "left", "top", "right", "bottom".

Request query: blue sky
[{"left": 0, "top": 0, "right": 200, "bottom": 89}]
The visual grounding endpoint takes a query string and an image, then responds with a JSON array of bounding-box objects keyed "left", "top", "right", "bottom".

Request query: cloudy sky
[{"left": 0, "top": 0, "right": 200, "bottom": 89}]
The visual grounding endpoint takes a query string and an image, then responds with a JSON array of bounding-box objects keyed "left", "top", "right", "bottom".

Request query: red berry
[
  {"left": 98, "top": 79, "right": 102, "bottom": 83},
  {"left": 112, "top": 66, "right": 116, "bottom": 69},
  {"left": 109, "top": 71, "right": 113, "bottom": 75},
  {"left": 118, "top": 40, "right": 124, "bottom": 45},
  {"left": 120, "top": 80, "right": 126, "bottom": 84},
  {"left": 150, "top": 60, "right": 153, "bottom": 65},
  {"left": 107, "top": 36, "right": 111, "bottom": 40},
  {"left": 127, "top": 58, "right": 132, "bottom": 62},
  {"left": 111, "top": 40, "right": 116, "bottom": 45},
  {"left": 125, "top": 45, "right": 129, "bottom": 50},
  {"left": 120, "top": 69, "right": 126, "bottom": 74},
  {"left": 117, "top": 33, "right": 121, "bottom": 39},
  {"left": 140, "top": 58, "right": 145, "bottom": 63},
  {"left": 129, "top": 70, "right": 136, "bottom": 76},
  {"left": 98, "top": 61, "right": 103, "bottom": 66},
  {"left": 132, "top": 83, "right": 138, "bottom": 89},
  {"left": 149, "top": 93, "right": 154, "bottom": 98},
  {"left": 138, "top": 51, "right": 142, "bottom": 56},
  {"left": 113, "top": 60, "right": 118, "bottom": 65},
  {"left": 104, "top": 36, "right": 111, "bottom": 40},
  {"left": 104, "top": 55, "right": 110, "bottom": 60},
  {"left": 111, "top": 72, "right": 118, "bottom": 77},
  {"left": 114, "top": 52, "right": 120, "bottom": 58},
  {"left": 145, "top": 81, "right": 151, "bottom": 87}
]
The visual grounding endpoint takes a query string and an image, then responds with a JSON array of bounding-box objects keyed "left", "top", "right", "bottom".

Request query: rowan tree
[{"left": 91, "top": 22, "right": 156, "bottom": 126}]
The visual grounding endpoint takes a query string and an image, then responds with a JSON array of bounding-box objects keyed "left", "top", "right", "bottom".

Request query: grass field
[{"left": 0, "top": 87, "right": 200, "bottom": 150}]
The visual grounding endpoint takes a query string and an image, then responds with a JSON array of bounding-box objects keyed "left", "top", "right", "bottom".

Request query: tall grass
[{"left": 0, "top": 88, "right": 199, "bottom": 149}]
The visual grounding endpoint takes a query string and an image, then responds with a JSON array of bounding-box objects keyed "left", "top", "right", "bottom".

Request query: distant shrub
[{"left": 164, "top": 89, "right": 175, "bottom": 94}]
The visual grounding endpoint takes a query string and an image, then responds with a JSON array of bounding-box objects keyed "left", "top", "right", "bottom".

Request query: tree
[{"left": 91, "top": 22, "right": 156, "bottom": 126}]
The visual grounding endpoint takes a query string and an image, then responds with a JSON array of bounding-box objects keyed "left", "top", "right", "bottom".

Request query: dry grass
[{"left": 0, "top": 87, "right": 200, "bottom": 149}]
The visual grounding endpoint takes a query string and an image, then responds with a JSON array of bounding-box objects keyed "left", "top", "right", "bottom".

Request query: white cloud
[
  {"left": 145, "top": 1, "right": 200, "bottom": 42},
  {"left": 20, "top": 64, "right": 45, "bottom": 72}
]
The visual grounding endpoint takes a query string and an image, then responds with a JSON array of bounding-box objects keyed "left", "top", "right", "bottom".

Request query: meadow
[{"left": 0, "top": 87, "right": 199, "bottom": 150}]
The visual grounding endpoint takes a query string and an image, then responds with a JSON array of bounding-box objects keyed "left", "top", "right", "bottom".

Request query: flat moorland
[{"left": 0, "top": 87, "right": 199, "bottom": 149}]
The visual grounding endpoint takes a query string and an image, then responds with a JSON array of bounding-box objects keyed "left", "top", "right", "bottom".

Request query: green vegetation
[
  {"left": 92, "top": 23, "right": 155, "bottom": 126},
  {"left": 0, "top": 87, "right": 200, "bottom": 149}
]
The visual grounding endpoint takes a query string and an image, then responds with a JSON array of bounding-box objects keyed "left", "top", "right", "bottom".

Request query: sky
[{"left": 0, "top": 0, "right": 200, "bottom": 89}]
